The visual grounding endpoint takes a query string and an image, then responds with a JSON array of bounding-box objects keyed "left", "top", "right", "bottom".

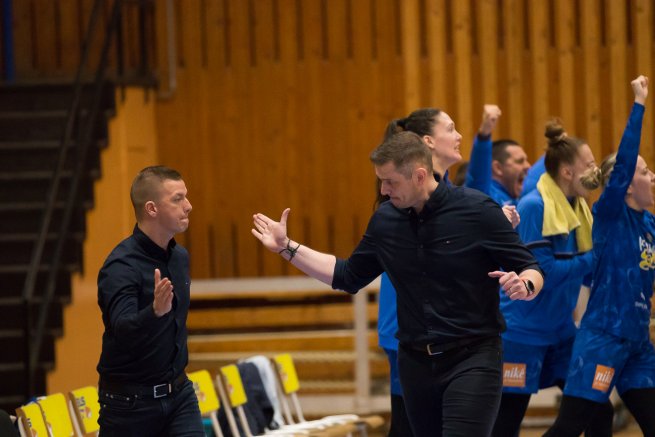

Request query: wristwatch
[{"left": 523, "top": 279, "right": 535, "bottom": 296}]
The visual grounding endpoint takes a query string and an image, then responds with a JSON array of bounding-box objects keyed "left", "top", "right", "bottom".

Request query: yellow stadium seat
[
  {"left": 187, "top": 370, "right": 224, "bottom": 437},
  {"left": 68, "top": 386, "right": 100, "bottom": 436},
  {"left": 37, "top": 393, "right": 75, "bottom": 437},
  {"left": 16, "top": 402, "right": 48, "bottom": 437},
  {"left": 218, "top": 363, "right": 354, "bottom": 437},
  {"left": 273, "top": 354, "right": 384, "bottom": 436}
]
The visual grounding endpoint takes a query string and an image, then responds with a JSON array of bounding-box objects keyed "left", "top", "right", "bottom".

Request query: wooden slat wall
[
  {"left": 7, "top": 0, "right": 655, "bottom": 279},
  {"left": 151, "top": 0, "right": 655, "bottom": 279}
]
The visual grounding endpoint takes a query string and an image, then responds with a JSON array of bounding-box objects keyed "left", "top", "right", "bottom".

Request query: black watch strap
[{"left": 523, "top": 279, "right": 535, "bottom": 296}]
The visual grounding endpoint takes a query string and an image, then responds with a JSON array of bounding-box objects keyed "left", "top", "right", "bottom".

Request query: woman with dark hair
[{"left": 543, "top": 76, "right": 655, "bottom": 437}]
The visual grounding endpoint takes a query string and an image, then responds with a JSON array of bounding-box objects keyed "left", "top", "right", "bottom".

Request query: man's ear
[
  {"left": 414, "top": 166, "right": 428, "bottom": 184},
  {"left": 491, "top": 160, "right": 503, "bottom": 177},
  {"left": 145, "top": 200, "right": 157, "bottom": 217}
]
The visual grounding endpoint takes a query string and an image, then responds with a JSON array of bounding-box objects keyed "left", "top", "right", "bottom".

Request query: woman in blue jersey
[
  {"left": 544, "top": 76, "right": 655, "bottom": 436},
  {"left": 492, "top": 113, "right": 615, "bottom": 436}
]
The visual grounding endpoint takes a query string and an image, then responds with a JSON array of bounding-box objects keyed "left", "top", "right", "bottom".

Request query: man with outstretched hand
[{"left": 252, "top": 131, "right": 544, "bottom": 437}]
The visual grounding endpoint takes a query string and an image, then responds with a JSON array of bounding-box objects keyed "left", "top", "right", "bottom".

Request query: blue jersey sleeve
[
  {"left": 465, "top": 134, "right": 492, "bottom": 194},
  {"left": 595, "top": 103, "right": 645, "bottom": 219},
  {"left": 517, "top": 194, "right": 593, "bottom": 287}
]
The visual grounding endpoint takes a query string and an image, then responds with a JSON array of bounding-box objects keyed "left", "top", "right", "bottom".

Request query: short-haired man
[
  {"left": 466, "top": 105, "right": 532, "bottom": 206},
  {"left": 96, "top": 166, "right": 203, "bottom": 436},
  {"left": 252, "top": 131, "right": 544, "bottom": 436}
]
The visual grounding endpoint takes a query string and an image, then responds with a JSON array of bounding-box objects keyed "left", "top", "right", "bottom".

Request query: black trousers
[
  {"left": 398, "top": 336, "right": 503, "bottom": 437},
  {"left": 98, "top": 379, "right": 204, "bottom": 437}
]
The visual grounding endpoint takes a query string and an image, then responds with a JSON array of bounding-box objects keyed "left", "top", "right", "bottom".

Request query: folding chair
[
  {"left": 68, "top": 386, "right": 100, "bottom": 436},
  {"left": 15, "top": 402, "right": 48, "bottom": 437},
  {"left": 37, "top": 392, "right": 76, "bottom": 437},
  {"left": 187, "top": 370, "right": 224, "bottom": 437},
  {"left": 218, "top": 364, "right": 350, "bottom": 437},
  {"left": 272, "top": 354, "right": 384, "bottom": 437}
]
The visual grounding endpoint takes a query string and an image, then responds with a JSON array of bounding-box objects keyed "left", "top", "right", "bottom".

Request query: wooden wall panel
[
  {"left": 149, "top": 0, "right": 655, "bottom": 279},
  {"left": 633, "top": 0, "right": 653, "bottom": 166},
  {"left": 501, "top": 0, "right": 526, "bottom": 148},
  {"left": 9, "top": 0, "right": 655, "bottom": 278},
  {"left": 580, "top": 0, "right": 602, "bottom": 161}
]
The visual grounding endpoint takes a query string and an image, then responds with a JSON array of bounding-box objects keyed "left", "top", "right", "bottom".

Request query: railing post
[{"left": 353, "top": 290, "right": 371, "bottom": 413}]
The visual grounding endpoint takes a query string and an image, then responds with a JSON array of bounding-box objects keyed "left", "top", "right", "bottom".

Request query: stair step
[
  {"left": 0, "top": 109, "right": 68, "bottom": 118},
  {"left": 0, "top": 146, "right": 102, "bottom": 175},
  {"left": 0, "top": 81, "right": 116, "bottom": 113},
  {"left": 0, "top": 231, "right": 84, "bottom": 242},
  {"left": 0, "top": 239, "right": 82, "bottom": 266},
  {"left": 0, "top": 269, "right": 72, "bottom": 299},
  {"left": 0, "top": 300, "right": 64, "bottom": 331},
  {"left": 0, "top": 364, "right": 52, "bottom": 403},
  {"left": 0, "top": 263, "right": 79, "bottom": 274},
  {"left": 0, "top": 199, "right": 94, "bottom": 211},
  {"left": 2, "top": 207, "right": 87, "bottom": 235},
  {"left": 0, "top": 331, "right": 56, "bottom": 362},
  {"left": 0, "top": 139, "right": 107, "bottom": 150},
  {"left": 0, "top": 114, "right": 108, "bottom": 142}
]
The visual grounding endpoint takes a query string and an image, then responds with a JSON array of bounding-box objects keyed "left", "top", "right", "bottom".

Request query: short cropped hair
[
  {"left": 370, "top": 131, "right": 433, "bottom": 178},
  {"left": 492, "top": 139, "right": 521, "bottom": 164},
  {"left": 130, "top": 166, "right": 183, "bottom": 220}
]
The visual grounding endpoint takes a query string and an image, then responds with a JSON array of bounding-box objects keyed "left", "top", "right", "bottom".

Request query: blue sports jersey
[
  {"left": 465, "top": 135, "right": 519, "bottom": 206},
  {"left": 523, "top": 155, "right": 545, "bottom": 196},
  {"left": 581, "top": 103, "right": 654, "bottom": 343},
  {"left": 501, "top": 189, "right": 593, "bottom": 345}
]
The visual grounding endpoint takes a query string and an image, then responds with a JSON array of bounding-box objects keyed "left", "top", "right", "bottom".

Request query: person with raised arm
[{"left": 543, "top": 76, "right": 655, "bottom": 437}]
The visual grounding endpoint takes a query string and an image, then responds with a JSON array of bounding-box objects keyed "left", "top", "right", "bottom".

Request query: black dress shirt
[
  {"left": 97, "top": 225, "right": 191, "bottom": 384},
  {"left": 333, "top": 182, "right": 542, "bottom": 345}
]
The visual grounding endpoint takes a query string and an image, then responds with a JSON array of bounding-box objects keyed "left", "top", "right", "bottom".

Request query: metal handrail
[{"left": 22, "top": 0, "right": 156, "bottom": 399}]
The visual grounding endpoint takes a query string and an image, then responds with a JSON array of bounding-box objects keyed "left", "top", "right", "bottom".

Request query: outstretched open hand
[{"left": 252, "top": 208, "right": 290, "bottom": 253}]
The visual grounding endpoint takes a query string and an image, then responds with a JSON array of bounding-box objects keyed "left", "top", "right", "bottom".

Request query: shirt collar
[
  {"left": 133, "top": 224, "right": 176, "bottom": 261},
  {"left": 422, "top": 180, "right": 448, "bottom": 214}
]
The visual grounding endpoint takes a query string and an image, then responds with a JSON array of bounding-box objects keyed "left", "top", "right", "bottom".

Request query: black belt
[
  {"left": 402, "top": 335, "right": 495, "bottom": 356},
  {"left": 99, "top": 373, "right": 188, "bottom": 399}
]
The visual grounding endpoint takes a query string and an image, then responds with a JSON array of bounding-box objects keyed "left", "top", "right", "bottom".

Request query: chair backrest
[
  {"left": 220, "top": 364, "right": 248, "bottom": 408},
  {"left": 37, "top": 393, "right": 75, "bottom": 437},
  {"left": 219, "top": 364, "right": 253, "bottom": 437},
  {"left": 68, "top": 386, "right": 100, "bottom": 436},
  {"left": 272, "top": 354, "right": 300, "bottom": 395},
  {"left": 272, "top": 354, "right": 305, "bottom": 422},
  {"left": 16, "top": 402, "right": 48, "bottom": 437},
  {"left": 187, "top": 370, "right": 224, "bottom": 437}
]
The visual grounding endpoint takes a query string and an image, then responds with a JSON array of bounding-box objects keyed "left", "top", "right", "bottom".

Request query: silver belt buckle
[
  {"left": 426, "top": 343, "right": 443, "bottom": 356},
  {"left": 153, "top": 383, "right": 170, "bottom": 398}
]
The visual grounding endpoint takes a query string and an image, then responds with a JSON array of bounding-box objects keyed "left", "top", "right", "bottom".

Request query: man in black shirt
[
  {"left": 97, "top": 166, "right": 203, "bottom": 436},
  {"left": 252, "top": 131, "right": 544, "bottom": 437}
]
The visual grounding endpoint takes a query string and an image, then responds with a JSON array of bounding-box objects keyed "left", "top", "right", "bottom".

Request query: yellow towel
[{"left": 536, "top": 173, "right": 593, "bottom": 252}]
